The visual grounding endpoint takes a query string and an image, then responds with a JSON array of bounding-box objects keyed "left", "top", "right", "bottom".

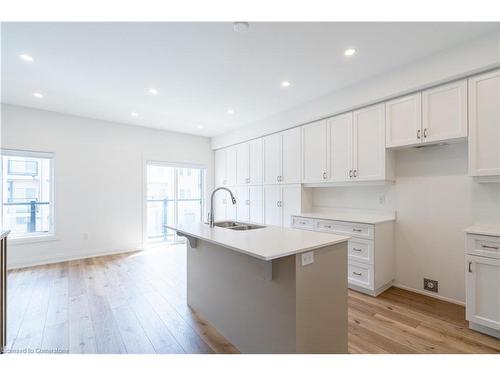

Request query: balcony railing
[{"left": 3, "top": 201, "right": 50, "bottom": 233}]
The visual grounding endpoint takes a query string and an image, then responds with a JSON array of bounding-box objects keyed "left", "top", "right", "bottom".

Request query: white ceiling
[{"left": 1, "top": 22, "right": 497, "bottom": 137}]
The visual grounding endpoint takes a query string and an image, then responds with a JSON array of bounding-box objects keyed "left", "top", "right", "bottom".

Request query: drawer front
[
  {"left": 315, "top": 219, "right": 374, "bottom": 239},
  {"left": 348, "top": 238, "right": 374, "bottom": 264},
  {"left": 467, "top": 234, "right": 500, "bottom": 259},
  {"left": 348, "top": 261, "right": 374, "bottom": 290},
  {"left": 291, "top": 216, "right": 314, "bottom": 230}
]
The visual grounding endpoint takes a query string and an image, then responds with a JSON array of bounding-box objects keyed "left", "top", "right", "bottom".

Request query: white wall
[
  {"left": 1, "top": 104, "right": 214, "bottom": 268},
  {"left": 312, "top": 143, "right": 500, "bottom": 304},
  {"left": 212, "top": 29, "right": 500, "bottom": 149}
]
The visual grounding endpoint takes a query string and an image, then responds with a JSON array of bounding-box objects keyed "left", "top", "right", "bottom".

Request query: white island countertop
[
  {"left": 165, "top": 222, "right": 350, "bottom": 261},
  {"left": 465, "top": 224, "right": 500, "bottom": 237},
  {"left": 295, "top": 210, "right": 396, "bottom": 224}
]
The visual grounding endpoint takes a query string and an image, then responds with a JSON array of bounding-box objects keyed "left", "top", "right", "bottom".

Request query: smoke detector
[{"left": 233, "top": 22, "right": 250, "bottom": 33}]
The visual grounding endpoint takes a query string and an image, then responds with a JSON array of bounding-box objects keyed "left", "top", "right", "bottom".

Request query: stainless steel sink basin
[
  {"left": 227, "top": 224, "right": 266, "bottom": 231},
  {"left": 214, "top": 221, "right": 240, "bottom": 228}
]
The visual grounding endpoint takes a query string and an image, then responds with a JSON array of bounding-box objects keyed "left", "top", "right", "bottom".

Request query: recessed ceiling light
[
  {"left": 281, "top": 81, "right": 291, "bottom": 87},
  {"left": 149, "top": 88, "right": 158, "bottom": 95},
  {"left": 233, "top": 22, "right": 250, "bottom": 33},
  {"left": 227, "top": 109, "right": 235, "bottom": 115},
  {"left": 197, "top": 125, "right": 204, "bottom": 129},
  {"left": 131, "top": 112, "right": 138, "bottom": 117},
  {"left": 19, "top": 54, "right": 34, "bottom": 62},
  {"left": 33, "top": 92, "right": 43, "bottom": 98},
  {"left": 344, "top": 48, "right": 357, "bottom": 57}
]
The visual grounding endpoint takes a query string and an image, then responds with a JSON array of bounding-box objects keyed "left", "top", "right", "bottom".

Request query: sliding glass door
[{"left": 146, "top": 162, "right": 204, "bottom": 244}]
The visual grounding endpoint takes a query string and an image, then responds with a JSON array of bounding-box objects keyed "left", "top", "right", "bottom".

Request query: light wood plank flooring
[{"left": 5, "top": 245, "right": 500, "bottom": 354}]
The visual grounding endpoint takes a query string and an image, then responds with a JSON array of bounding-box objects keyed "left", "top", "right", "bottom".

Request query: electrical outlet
[
  {"left": 424, "top": 278, "right": 438, "bottom": 293},
  {"left": 301, "top": 251, "right": 314, "bottom": 266}
]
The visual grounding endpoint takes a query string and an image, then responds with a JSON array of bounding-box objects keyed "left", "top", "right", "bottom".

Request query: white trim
[
  {"left": 9, "top": 234, "right": 59, "bottom": 245},
  {"left": 1, "top": 148, "right": 54, "bottom": 159},
  {"left": 7, "top": 247, "right": 144, "bottom": 270},
  {"left": 392, "top": 283, "right": 465, "bottom": 306}
]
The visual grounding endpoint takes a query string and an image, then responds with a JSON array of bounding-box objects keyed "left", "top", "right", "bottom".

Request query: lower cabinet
[
  {"left": 465, "top": 233, "right": 500, "bottom": 337},
  {"left": 291, "top": 215, "right": 395, "bottom": 296},
  {"left": 264, "top": 185, "right": 301, "bottom": 227},
  {"left": 214, "top": 187, "right": 237, "bottom": 221},
  {"left": 236, "top": 186, "right": 264, "bottom": 224}
]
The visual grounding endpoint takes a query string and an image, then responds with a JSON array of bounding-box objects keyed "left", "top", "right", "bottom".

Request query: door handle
[
  {"left": 322, "top": 172, "right": 327, "bottom": 179},
  {"left": 481, "top": 244, "right": 499, "bottom": 250},
  {"left": 352, "top": 272, "right": 362, "bottom": 276},
  {"left": 352, "top": 248, "right": 362, "bottom": 252},
  {"left": 468, "top": 261, "right": 472, "bottom": 273},
  {"left": 349, "top": 170, "right": 352, "bottom": 178},
  {"left": 417, "top": 129, "right": 421, "bottom": 139},
  {"left": 423, "top": 128, "right": 428, "bottom": 138}
]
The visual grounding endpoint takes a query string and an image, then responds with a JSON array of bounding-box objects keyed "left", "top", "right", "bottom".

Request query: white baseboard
[
  {"left": 8, "top": 247, "right": 145, "bottom": 270},
  {"left": 392, "top": 283, "right": 465, "bottom": 306}
]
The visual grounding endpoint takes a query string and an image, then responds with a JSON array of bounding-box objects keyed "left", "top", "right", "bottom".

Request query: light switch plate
[{"left": 301, "top": 251, "right": 314, "bottom": 266}]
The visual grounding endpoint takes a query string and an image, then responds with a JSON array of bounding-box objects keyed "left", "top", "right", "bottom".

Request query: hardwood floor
[{"left": 5, "top": 245, "right": 500, "bottom": 354}]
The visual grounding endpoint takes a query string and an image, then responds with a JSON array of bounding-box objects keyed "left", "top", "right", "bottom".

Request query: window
[
  {"left": 146, "top": 163, "right": 204, "bottom": 243},
  {"left": 1, "top": 149, "right": 54, "bottom": 239}
]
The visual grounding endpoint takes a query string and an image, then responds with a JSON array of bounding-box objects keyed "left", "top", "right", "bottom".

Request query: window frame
[{"left": 1, "top": 148, "right": 56, "bottom": 242}]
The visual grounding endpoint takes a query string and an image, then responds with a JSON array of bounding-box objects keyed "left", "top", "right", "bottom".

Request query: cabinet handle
[
  {"left": 353, "top": 170, "right": 357, "bottom": 178},
  {"left": 324, "top": 225, "right": 332, "bottom": 229},
  {"left": 280, "top": 176, "right": 283, "bottom": 182},
  {"left": 481, "top": 244, "right": 499, "bottom": 250},
  {"left": 323, "top": 172, "right": 327, "bottom": 179},
  {"left": 468, "top": 261, "right": 472, "bottom": 273},
  {"left": 349, "top": 170, "right": 353, "bottom": 178},
  {"left": 423, "top": 128, "right": 428, "bottom": 138},
  {"left": 352, "top": 272, "right": 362, "bottom": 276},
  {"left": 417, "top": 129, "right": 421, "bottom": 139},
  {"left": 353, "top": 228, "right": 362, "bottom": 232},
  {"left": 299, "top": 221, "right": 307, "bottom": 225},
  {"left": 352, "top": 248, "right": 362, "bottom": 252}
]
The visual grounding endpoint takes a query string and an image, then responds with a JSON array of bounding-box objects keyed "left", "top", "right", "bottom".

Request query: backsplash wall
[{"left": 312, "top": 142, "right": 500, "bottom": 304}]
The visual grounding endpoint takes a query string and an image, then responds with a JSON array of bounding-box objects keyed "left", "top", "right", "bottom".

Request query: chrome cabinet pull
[
  {"left": 423, "top": 128, "right": 428, "bottom": 138},
  {"left": 352, "top": 272, "right": 362, "bottom": 276},
  {"left": 323, "top": 225, "right": 332, "bottom": 229},
  {"left": 353, "top": 170, "right": 357, "bottom": 178},
  {"left": 352, "top": 248, "right": 362, "bottom": 252},
  {"left": 481, "top": 244, "right": 499, "bottom": 250},
  {"left": 468, "top": 261, "right": 472, "bottom": 273},
  {"left": 353, "top": 228, "right": 362, "bottom": 232},
  {"left": 299, "top": 221, "right": 307, "bottom": 225},
  {"left": 417, "top": 129, "right": 421, "bottom": 139},
  {"left": 322, "top": 172, "right": 327, "bottom": 179},
  {"left": 349, "top": 170, "right": 352, "bottom": 178}
]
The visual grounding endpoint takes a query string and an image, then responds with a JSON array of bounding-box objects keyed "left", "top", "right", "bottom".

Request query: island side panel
[
  {"left": 295, "top": 242, "right": 348, "bottom": 353},
  {"left": 186, "top": 240, "right": 297, "bottom": 353}
]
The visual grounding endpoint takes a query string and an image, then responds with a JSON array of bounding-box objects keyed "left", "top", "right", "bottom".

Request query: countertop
[
  {"left": 165, "top": 222, "right": 350, "bottom": 261},
  {"left": 465, "top": 224, "right": 500, "bottom": 237},
  {"left": 294, "top": 210, "right": 396, "bottom": 225}
]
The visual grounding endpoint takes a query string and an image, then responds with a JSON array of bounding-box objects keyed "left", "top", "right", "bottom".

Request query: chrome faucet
[{"left": 208, "top": 187, "right": 236, "bottom": 227}]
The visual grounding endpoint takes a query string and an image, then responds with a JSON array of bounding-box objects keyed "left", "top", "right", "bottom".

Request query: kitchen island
[{"left": 165, "top": 222, "right": 350, "bottom": 354}]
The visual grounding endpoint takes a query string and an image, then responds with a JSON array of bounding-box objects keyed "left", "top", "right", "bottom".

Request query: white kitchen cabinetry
[
  {"left": 468, "top": 69, "right": 500, "bottom": 177},
  {"left": 236, "top": 186, "right": 264, "bottom": 224},
  {"left": 263, "top": 128, "right": 301, "bottom": 185},
  {"left": 214, "top": 188, "right": 237, "bottom": 221},
  {"left": 292, "top": 215, "right": 395, "bottom": 296},
  {"left": 465, "top": 231, "right": 500, "bottom": 338},
  {"left": 302, "top": 120, "right": 328, "bottom": 183},
  {"left": 236, "top": 139, "right": 263, "bottom": 186},
  {"left": 264, "top": 185, "right": 301, "bottom": 227},
  {"left": 422, "top": 80, "right": 468, "bottom": 143},
  {"left": 385, "top": 93, "right": 422, "bottom": 148},
  {"left": 327, "top": 105, "right": 393, "bottom": 183},
  {"left": 215, "top": 146, "right": 237, "bottom": 187}
]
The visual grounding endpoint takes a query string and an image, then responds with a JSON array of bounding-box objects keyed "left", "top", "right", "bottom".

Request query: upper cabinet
[
  {"left": 385, "top": 80, "right": 467, "bottom": 148},
  {"left": 235, "top": 139, "right": 263, "bottom": 185},
  {"left": 328, "top": 113, "right": 353, "bottom": 181},
  {"left": 385, "top": 93, "right": 422, "bottom": 148},
  {"left": 215, "top": 146, "right": 236, "bottom": 187},
  {"left": 302, "top": 120, "right": 328, "bottom": 183},
  {"left": 263, "top": 127, "right": 301, "bottom": 185},
  {"left": 422, "top": 80, "right": 468, "bottom": 143},
  {"left": 468, "top": 69, "right": 500, "bottom": 177}
]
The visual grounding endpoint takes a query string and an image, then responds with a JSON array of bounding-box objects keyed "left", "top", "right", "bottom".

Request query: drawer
[
  {"left": 291, "top": 216, "right": 314, "bottom": 230},
  {"left": 467, "top": 234, "right": 500, "bottom": 259},
  {"left": 348, "top": 238, "right": 374, "bottom": 265},
  {"left": 348, "top": 261, "right": 374, "bottom": 290},
  {"left": 315, "top": 219, "right": 374, "bottom": 239}
]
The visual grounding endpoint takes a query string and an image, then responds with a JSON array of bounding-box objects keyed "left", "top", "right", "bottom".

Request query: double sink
[{"left": 213, "top": 221, "right": 266, "bottom": 231}]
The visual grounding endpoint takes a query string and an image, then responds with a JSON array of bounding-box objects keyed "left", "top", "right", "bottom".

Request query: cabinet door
[
  {"left": 282, "top": 185, "right": 301, "bottom": 228},
  {"left": 302, "top": 120, "right": 328, "bottom": 183},
  {"left": 248, "top": 138, "right": 263, "bottom": 185},
  {"left": 328, "top": 113, "right": 353, "bottom": 182},
  {"left": 213, "top": 192, "right": 227, "bottom": 221},
  {"left": 236, "top": 142, "right": 249, "bottom": 185},
  {"left": 353, "top": 104, "right": 386, "bottom": 181},
  {"left": 422, "top": 80, "right": 467, "bottom": 143},
  {"left": 236, "top": 187, "right": 249, "bottom": 222},
  {"left": 282, "top": 127, "right": 302, "bottom": 184},
  {"left": 225, "top": 191, "right": 237, "bottom": 220},
  {"left": 249, "top": 186, "right": 264, "bottom": 224},
  {"left": 468, "top": 70, "right": 500, "bottom": 176},
  {"left": 264, "top": 185, "right": 282, "bottom": 226},
  {"left": 263, "top": 133, "right": 282, "bottom": 184},
  {"left": 215, "top": 148, "right": 227, "bottom": 187},
  {"left": 466, "top": 255, "right": 500, "bottom": 331},
  {"left": 385, "top": 93, "right": 422, "bottom": 148},
  {"left": 225, "top": 146, "right": 237, "bottom": 186}
]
